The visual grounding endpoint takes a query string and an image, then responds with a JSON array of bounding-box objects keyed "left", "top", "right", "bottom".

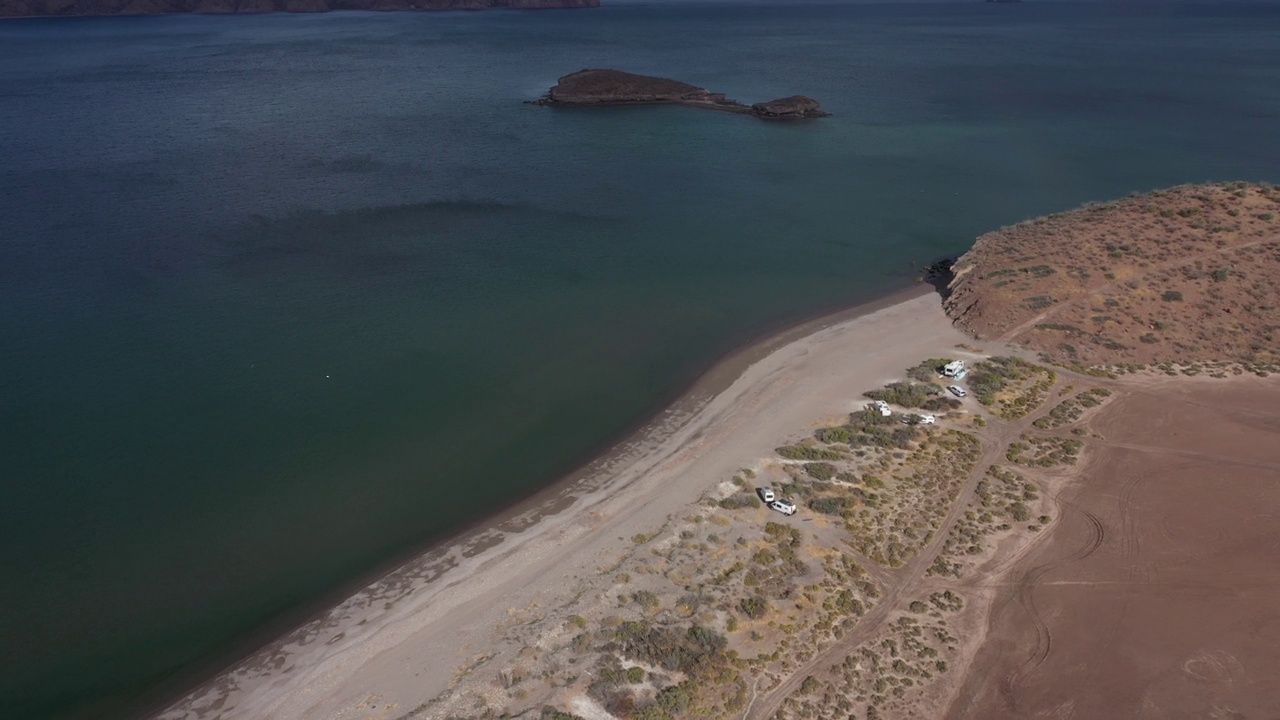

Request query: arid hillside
[{"left": 945, "top": 182, "right": 1280, "bottom": 367}]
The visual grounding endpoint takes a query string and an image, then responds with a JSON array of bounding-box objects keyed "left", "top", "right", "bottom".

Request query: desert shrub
[
  {"left": 626, "top": 667, "right": 646, "bottom": 684},
  {"left": 921, "top": 396, "right": 962, "bottom": 412},
  {"left": 542, "top": 707, "right": 587, "bottom": 720},
  {"left": 865, "top": 381, "right": 942, "bottom": 408},
  {"left": 1161, "top": 290, "right": 1184, "bottom": 302},
  {"left": 804, "top": 462, "right": 837, "bottom": 481},
  {"left": 889, "top": 427, "right": 918, "bottom": 448},
  {"left": 808, "top": 496, "right": 851, "bottom": 515},
  {"left": 632, "top": 590, "right": 659, "bottom": 609},
  {"left": 610, "top": 622, "right": 727, "bottom": 675},
  {"left": 656, "top": 681, "right": 696, "bottom": 715},
  {"left": 814, "top": 426, "right": 852, "bottom": 444},
  {"left": 764, "top": 521, "right": 801, "bottom": 545},
  {"left": 833, "top": 589, "right": 864, "bottom": 616},
  {"left": 739, "top": 595, "right": 769, "bottom": 619},
  {"left": 777, "top": 444, "right": 843, "bottom": 461},
  {"left": 1009, "top": 502, "right": 1031, "bottom": 522},
  {"left": 719, "top": 494, "right": 762, "bottom": 510}
]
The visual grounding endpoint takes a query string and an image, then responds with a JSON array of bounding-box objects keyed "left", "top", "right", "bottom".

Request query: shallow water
[{"left": 1, "top": 2, "right": 1277, "bottom": 717}]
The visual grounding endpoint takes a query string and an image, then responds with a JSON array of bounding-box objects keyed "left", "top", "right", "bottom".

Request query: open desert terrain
[{"left": 947, "top": 374, "right": 1280, "bottom": 719}]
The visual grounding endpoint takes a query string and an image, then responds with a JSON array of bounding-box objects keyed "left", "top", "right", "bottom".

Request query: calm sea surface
[{"left": 1, "top": 2, "right": 1277, "bottom": 717}]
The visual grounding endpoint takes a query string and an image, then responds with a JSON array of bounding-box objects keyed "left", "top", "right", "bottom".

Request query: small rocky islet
[{"left": 533, "top": 69, "right": 830, "bottom": 120}]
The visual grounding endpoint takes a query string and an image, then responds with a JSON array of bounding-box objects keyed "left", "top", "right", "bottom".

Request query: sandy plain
[{"left": 947, "top": 374, "right": 1280, "bottom": 719}]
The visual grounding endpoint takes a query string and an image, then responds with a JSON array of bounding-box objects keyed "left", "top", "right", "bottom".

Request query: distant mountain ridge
[{"left": 0, "top": 0, "right": 598, "bottom": 18}]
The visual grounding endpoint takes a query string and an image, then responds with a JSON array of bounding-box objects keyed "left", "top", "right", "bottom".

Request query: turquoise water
[{"left": 1, "top": 2, "right": 1277, "bottom": 718}]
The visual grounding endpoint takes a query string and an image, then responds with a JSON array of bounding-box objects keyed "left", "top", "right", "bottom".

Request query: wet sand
[{"left": 947, "top": 375, "right": 1280, "bottom": 719}]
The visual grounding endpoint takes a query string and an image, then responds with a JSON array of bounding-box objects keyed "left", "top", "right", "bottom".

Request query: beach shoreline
[{"left": 149, "top": 281, "right": 962, "bottom": 720}]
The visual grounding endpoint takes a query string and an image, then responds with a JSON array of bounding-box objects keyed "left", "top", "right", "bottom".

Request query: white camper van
[{"left": 942, "top": 360, "right": 967, "bottom": 379}]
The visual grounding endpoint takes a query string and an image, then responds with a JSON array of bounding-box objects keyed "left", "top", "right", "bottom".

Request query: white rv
[{"left": 941, "top": 360, "right": 967, "bottom": 379}]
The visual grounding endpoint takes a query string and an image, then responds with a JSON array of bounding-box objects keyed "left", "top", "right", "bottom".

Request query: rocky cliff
[{"left": 0, "top": 0, "right": 598, "bottom": 18}]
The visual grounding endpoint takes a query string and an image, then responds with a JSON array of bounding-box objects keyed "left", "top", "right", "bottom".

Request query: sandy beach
[{"left": 155, "top": 286, "right": 986, "bottom": 720}]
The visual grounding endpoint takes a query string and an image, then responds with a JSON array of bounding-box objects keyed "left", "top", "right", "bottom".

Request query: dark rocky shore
[
  {"left": 534, "top": 69, "right": 831, "bottom": 120},
  {"left": 0, "top": 0, "right": 598, "bottom": 18}
]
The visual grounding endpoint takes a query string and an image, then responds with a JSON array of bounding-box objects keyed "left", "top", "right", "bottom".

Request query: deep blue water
[{"left": 1, "top": 2, "right": 1277, "bottom": 718}]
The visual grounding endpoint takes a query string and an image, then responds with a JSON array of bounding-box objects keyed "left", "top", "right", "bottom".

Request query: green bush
[
  {"left": 739, "top": 596, "right": 769, "bottom": 619},
  {"left": 626, "top": 667, "right": 646, "bottom": 684},
  {"left": 719, "top": 494, "right": 762, "bottom": 510},
  {"left": 1161, "top": 290, "right": 1184, "bottom": 302},
  {"left": 865, "top": 381, "right": 943, "bottom": 409},
  {"left": 611, "top": 622, "right": 728, "bottom": 675},
  {"left": 777, "top": 444, "right": 843, "bottom": 461},
  {"left": 804, "top": 462, "right": 837, "bottom": 481},
  {"left": 808, "top": 496, "right": 851, "bottom": 515},
  {"left": 632, "top": 590, "right": 659, "bottom": 609}
]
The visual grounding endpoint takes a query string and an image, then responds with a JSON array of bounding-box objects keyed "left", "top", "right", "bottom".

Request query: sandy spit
[{"left": 155, "top": 287, "right": 977, "bottom": 720}]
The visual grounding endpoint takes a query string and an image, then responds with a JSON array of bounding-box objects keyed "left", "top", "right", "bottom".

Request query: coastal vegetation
[{"left": 443, "top": 353, "right": 1096, "bottom": 720}]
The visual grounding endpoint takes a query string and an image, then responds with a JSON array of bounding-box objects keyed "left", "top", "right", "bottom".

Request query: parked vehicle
[
  {"left": 758, "top": 487, "right": 776, "bottom": 503},
  {"left": 769, "top": 499, "right": 797, "bottom": 516},
  {"left": 947, "top": 385, "right": 967, "bottom": 398},
  {"left": 941, "top": 359, "right": 966, "bottom": 378},
  {"left": 904, "top": 414, "right": 937, "bottom": 425},
  {"left": 868, "top": 400, "right": 892, "bottom": 417}
]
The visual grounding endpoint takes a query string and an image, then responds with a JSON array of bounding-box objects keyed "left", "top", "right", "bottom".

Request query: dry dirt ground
[
  {"left": 946, "top": 374, "right": 1280, "bottom": 719},
  {"left": 944, "top": 182, "right": 1280, "bottom": 369}
]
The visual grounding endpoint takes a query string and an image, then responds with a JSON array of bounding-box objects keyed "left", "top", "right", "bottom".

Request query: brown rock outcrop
[
  {"left": 750, "top": 95, "right": 829, "bottom": 119},
  {"left": 535, "top": 69, "right": 830, "bottom": 120}
]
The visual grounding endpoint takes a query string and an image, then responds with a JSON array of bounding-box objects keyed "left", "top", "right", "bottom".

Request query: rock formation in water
[
  {"left": 0, "top": 0, "right": 598, "bottom": 17},
  {"left": 534, "top": 69, "right": 830, "bottom": 120}
]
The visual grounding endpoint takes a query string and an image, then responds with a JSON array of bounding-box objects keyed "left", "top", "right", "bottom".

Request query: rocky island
[
  {"left": 534, "top": 69, "right": 831, "bottom": 120},
  {"left": 0, "top": 0, "right": 597, "bottom": 18}
]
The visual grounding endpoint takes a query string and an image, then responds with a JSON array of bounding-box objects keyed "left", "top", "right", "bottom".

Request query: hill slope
[{"left": 945, "top": 182, "right": 1280, "bottom": 367}]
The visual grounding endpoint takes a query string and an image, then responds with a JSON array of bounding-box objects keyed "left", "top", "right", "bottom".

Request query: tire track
[{"left": 998, "top": 499, "right": 1104, "bottom": 712}]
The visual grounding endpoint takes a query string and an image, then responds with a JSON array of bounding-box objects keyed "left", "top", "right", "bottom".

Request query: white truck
[{"left": 869, "top": 400, "right": 892, "bottom": 417}]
